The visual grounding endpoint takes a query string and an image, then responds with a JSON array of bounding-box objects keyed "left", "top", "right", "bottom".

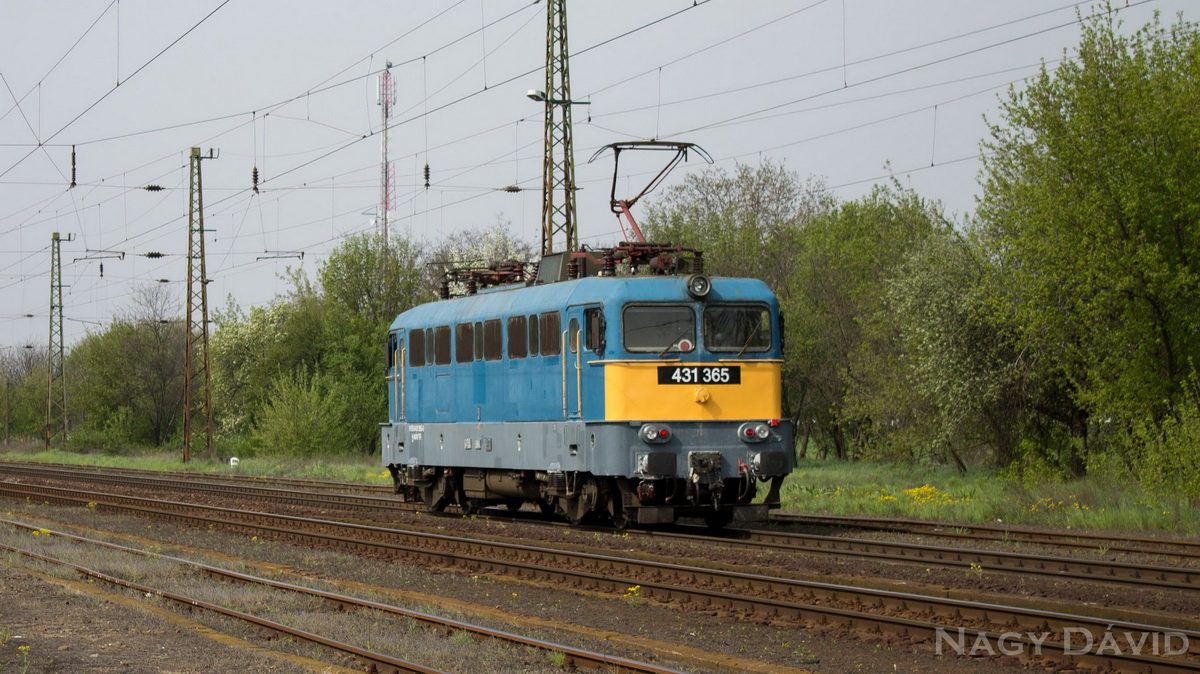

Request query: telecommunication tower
[
  {"left": 378, "top": 63, "right": 395, "bottom": 247},
  {"left": 46, "top": 231, "right": 69, "bottom": 449},
  {"left": 184, "top": 147, "right": 216, "bottom": 463},
  {"left": 538, "top": 0, "right": 579, "bottom": 256}
]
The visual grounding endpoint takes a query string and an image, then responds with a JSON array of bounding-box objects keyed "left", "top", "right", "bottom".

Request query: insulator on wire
[
  {"left": 144, "top": 185, "right": 163, "bottom": 192},
  {"left": 251, "top": 166, "right": 260, "bottom": 194},
  {"left": 423, "top": 163, "right": 431, "bottom": 189},
  {"left": 143, "top": 252, "right": 165, "bottom": 259},
  {"left": 99, "top": 263, "right": 104, "bottom": 278}
]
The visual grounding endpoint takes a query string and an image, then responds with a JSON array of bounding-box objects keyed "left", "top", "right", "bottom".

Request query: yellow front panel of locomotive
[{"left": 603, "top": 361, "right": 782, "bottom": 421}]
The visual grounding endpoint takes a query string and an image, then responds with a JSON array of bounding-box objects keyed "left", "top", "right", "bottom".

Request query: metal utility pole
[
  {"left": 184, "top": 147, "right": 216, "bottom": 463},
  {"left": 538, "top": 0, "right": 579, "bottom": 256},
  {"left": 378, "top": 63, "right": 395, "bottom": 249},
  {"left": 46, "top": 231, "right": 69, "bottom": 449}
]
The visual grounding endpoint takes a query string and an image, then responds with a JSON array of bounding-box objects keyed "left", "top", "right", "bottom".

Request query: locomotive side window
[
  {"left": 474, "top": 321, "right": 483, "bottom": 359},
  {"left": 409, "top": 328, "right": 425, "bottom": 368},
  {"left": 386, "top": 333, "right": 397, "bottom": 369},
  {"left": 434, "top": 325, "right": 452, "bottom": 365},
  {"left": 507, "top": 315, "right": 527, "bottom": 359},
  {"left": 568, "top": 318, "right": 579, "bottom": 354},
  {"left": 528, "top": 314, "right": 540, "bottom": 356},
  {"left": 585, "top": 307, "right": 604, "bottom": 353},
  {"left": 483, "top": 319, "right": 502, "bottom": 361},
  {"left": 703, "top": 305, "right": 771, "bottom": 353},
  {"left": 623, "top": 305, "right": 694, "bottom": 353},
  {"left": 455, "top": 323, "right": 474, "bottom": 363},
  {"left": 539, "top": 311, "right": 561, "bottom": 356},
  {"left": 425, "top": 328, "right": 434, "bottom": 365}
]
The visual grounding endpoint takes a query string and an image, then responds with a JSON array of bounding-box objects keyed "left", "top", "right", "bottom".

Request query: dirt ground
[
  {"left": 0, "top": 563, "right": 349, "bottom": 673},
  {"left": 0, "top": 470, "right": 1131, "bottom": 673}
]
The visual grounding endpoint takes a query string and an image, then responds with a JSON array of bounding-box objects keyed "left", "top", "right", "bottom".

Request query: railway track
[
  {"left": 2, "top": 480, "right": 1197, "bottom": 673},
  {"left": 8, "top": 460, "right": 1198, "bottom": 565},
  {"left": 0, "top": 517, "right": 674, "bottom": 674},
  {"left": 5, "top": 462, "right": 1197, "bottom": 598},
  {"left": 774, "top": 512, "right": 1200, "bottom": 562}
]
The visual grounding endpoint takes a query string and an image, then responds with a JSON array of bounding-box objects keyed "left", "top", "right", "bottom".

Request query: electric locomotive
[{"left": 381, "top": 246, "right": 793, "bottom": 527}]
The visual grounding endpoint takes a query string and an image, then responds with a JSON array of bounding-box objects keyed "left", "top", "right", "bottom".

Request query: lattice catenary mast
[
  {"left": 539, "top": 0, "right": 579, "bottom": 256},
  {"left": 46, "top": 231, "right": 68, "bottom": 449},
  {"left": 378, "top": 63, "right": 395, "bottom": 247},
  {"left": 184, "top": 147, "right": 215, "bottom": 463}
]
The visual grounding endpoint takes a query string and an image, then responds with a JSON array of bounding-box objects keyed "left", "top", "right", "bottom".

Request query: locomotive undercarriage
[{"left": 387, "top": 463, "right": 784, "bottom": 528}]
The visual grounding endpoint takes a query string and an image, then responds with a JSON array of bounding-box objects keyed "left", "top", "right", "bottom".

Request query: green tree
[
  {"left": 641, "top": 162, "right": 835, "bottom": 457},
  {"left": 788, "top": 184, "right": 942, "bottom": 460},
  {"left": 882, "top": 230, "right": 1025, "bottom": 469},
  {"left": 212, "top": 232, "right": 430, "bottom": 455},
  {"left": 0, "top": 348, "right": 46, "bottom": 443},
  {"left": 67, "top": 285, "right": 185, "bottom": 448},
  {"left": 641, "top": 160, "right": 834, "bottom": 288},
  {"left": 975, "top": 9, "right": 1200, "bottom": 473}
]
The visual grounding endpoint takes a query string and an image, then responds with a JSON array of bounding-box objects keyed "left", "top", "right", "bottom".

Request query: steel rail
[
  {"left": 6, "top": 463, "right": 1198, "bottom": 595},
  {"left": 0, "top": 517, "right": 674, "bottom": 674},
  {"left": 773, "top": 512, "right": 1200, "bottom": 561},
  {"left": 3, "top": 482, "right": 1198, "bottom": 673},
  {"left": 0, "top": 541, "right": 443, "bottom": 673}
]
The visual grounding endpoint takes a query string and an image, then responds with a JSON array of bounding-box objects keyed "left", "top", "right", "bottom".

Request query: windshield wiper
[
  {"left": 736, "top": 321, "right": 763, "bottom": 357},
  {"left": 658, "top": 327, "right": 691, "bottom": 358}
]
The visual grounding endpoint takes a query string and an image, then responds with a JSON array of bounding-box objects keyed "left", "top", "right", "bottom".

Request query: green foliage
[
  {"left": 212, "top": 232, "right": 430, "bottom": 455},
  {"left": 320, "top": 231, "right": 430, "bottom": 333},
  {"left": 783, "top": 459, "right": 1200, "bottom": 535},
  {"left": 787, "top": 183, "right": 943, "bottom": 460},
  {"left": 642, "top": 160, "right": 834, "bottom": 289},
  {"left": 0, "top": 349, "right": 47, "bottom": 441},
  {"left": 253, "top": 370, "right": 355, "bottom": 457},
  {"left": 1127, "top": 383, "right": 1200, "bottom": 500},
  {"left": 66, "top": 286, "right": 185, "bottom": 448},
  {"left": 976, "top": 9, "right": 1200, "bottom": 432}
]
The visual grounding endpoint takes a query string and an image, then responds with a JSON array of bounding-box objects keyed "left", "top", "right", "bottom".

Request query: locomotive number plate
[{"left": 657, "top": 365, "right": 741, "bottom": 385}]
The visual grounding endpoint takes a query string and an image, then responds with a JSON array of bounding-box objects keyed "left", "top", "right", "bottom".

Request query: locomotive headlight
[
  {"left": 737, "top": 422, "right": 771, "bottom": 443},
  {"left": 685, "top": 274, "right": 711, "bottom": 299},
  {"left": 640, "top": 423, "right": 671, "bottom": 444}
]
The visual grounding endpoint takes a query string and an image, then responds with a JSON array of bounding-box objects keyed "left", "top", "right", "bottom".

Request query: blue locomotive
[{"left": 381, "top": 249, "right": 793, "bottom": 527}]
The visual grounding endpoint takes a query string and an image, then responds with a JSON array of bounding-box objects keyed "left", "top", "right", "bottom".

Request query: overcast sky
[{"left": 0, "top": 0, "right": 1190, "bottom": 350}]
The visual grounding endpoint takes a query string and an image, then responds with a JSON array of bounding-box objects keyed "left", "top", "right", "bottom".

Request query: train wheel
[
  {"left": 504, "top": 499, "right": 524, "bottom": 512},
  {"left": 607, "top": 479, "right": 631, "bottom": 529},
  {"left": 558, "top": 476, "right": 600, "bottom": 524},
  {"left": 423, "top": 475, "right": 451, "bottom": 512}
]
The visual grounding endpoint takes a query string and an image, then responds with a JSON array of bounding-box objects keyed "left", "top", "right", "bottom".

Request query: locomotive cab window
[
  {"left": 528, "top": 314, "right": 540, "bottom": 356},
  {"left": 507, "top": 315, "right": 527, "bottom": 359},
  {"left": 623, "top": 304, "right": 694, "bottom": 353},
  {"left": 539, "top": 311, "right": 561, "bottom": 356},
  {"left": 703, "top": 304, "right": 771, "bottom": 353},
  {"left": 455, "top": 323, "right": 474, "bottom": 363},
  {"left": 386, "top": 333, "right": 398, "bottom": 369},
  {"left": 409, "top": 328, "right": 425, "bottom": 368},
  {"left": 425, "top": 328, "right": 435, "bottom": 366},
  {"left": 483, "top": 319, "right": 502, "bottom": 361},
  {"left": 434, "top": 325, "right": 452, "bottom": 365},
  {"left": 585, "top": 307, "right": 605, "bottom": 353}
]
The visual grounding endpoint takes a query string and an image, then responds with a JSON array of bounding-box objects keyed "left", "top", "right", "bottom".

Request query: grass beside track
[
  {"left": 782, "top": 458, "right": 1200, "bottom": 537},
  {"left": 3, "top": 444, "right": 1197, "bottom": 537}
]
